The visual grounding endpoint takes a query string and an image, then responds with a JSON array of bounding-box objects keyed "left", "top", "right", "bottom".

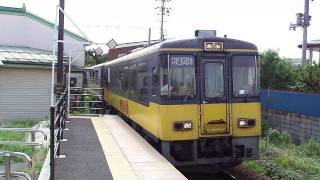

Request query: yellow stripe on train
[{"left": 106, "top": 90, "right": 261, "bottom": 141}]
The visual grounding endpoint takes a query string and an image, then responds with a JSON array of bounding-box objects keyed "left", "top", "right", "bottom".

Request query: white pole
[
  {"left": 51, "top": 5, "right": 59, "bottom": 107},
  {"left": 67, "top": 50, "right": 72, "bottom": 115},
  {"left": 301, "top": 0, "right": 310, "bottom": 65}
]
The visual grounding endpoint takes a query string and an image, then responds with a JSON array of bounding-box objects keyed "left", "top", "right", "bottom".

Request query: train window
[
  {"left": 204, "top": 63, "right": 224, "bottom": 98},
  {"left": 152, "top": 65, "right": 160, "bottom": 96},
  {"left": 232, "top": 56, "right": 259, "bottom": 97},
  {"left": 118, "top": 67, "right": 124, "bottom": 95},
  {"left": 129, "top": 64, "right": 138, "bottom": 99},
  {"left": 159, "top": 56, "right": 169, "bottom": 97},
  {"left": 123, "top": 66, "right": 130, "bottom": 97},
  {"left": 137, "top": 62, "right": 149, "bottom": 103},
  {"left": 110, "top": 67, "right": 117, "bottom": 93},
  {"left": 169, "top": 55, "right": 196, "bottom": 98}
]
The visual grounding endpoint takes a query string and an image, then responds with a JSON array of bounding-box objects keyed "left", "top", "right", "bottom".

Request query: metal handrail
[
  {"left": 0, "top": 128, "right": 47, "bottom": 140},
  {"left": 0, "top": 171, "right": 31, "bottom": 180},
  {"left": 0, "top": 141, "right": 41, "bottom": 146},
  {"left": 0, "top": 128, "right": 47, "bottom": 180},
  {"left": 0, "top": 152, "right": 32, "bottom": 167},
  {"left": 0, "top": 152, "right": 32, "bottom": 180},
  {"left": 50, "top": 88, "right": 69, "bottom": 180}
]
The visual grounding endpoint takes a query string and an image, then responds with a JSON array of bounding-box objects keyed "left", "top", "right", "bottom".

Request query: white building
[{"left": 0, "top": 4, "right": 88, "bottom": 121}]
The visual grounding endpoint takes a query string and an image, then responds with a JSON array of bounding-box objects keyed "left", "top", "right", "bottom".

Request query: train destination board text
[{"left": 170, "top": 56, "right": 194, "bottom": 67}]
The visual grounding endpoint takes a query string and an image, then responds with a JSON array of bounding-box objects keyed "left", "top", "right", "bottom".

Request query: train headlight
[
  {"left": 204, "top": 42, "right": 223, "bottom": 51},
  {"left": 173, "top": 121, "right": 193, "bottom": 131},
  {"left": 238, "top": 118, "right": 256, "bottom": 128}
]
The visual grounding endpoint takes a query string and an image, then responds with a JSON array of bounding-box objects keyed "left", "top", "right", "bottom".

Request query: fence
[
  {"left": 260, "top": 89, "right": 320, "bottom": 117},
  {"left": 261, "top": 89, "right": 320, "bottom": 143},
  {"left": 69, "top": 87, "right": 104, "bottom": 116},
  {"left": 50, "top": 89, "right": 68, "bottom": 180}
]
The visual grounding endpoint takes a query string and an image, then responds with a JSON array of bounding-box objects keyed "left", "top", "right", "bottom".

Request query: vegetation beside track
[{"left": 243, "top": 125, "right": 320, "bottom": 179}]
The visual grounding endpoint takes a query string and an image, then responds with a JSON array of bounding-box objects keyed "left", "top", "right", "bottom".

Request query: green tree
[
  {"left": 85, "top": 49, "right": 108, "bottom": 67},
  {"left": 260, "top": 49, "right": 298, "bottom": 90},
  {"left": 300, "top": 63, "right": 320, "bottom": 92}
]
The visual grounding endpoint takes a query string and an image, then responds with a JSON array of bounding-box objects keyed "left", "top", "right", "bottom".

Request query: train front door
[{"left": 199, "top": 55, "right": 230, "bottom": 135}]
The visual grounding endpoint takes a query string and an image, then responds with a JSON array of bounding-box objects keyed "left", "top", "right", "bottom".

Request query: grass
[
  {"left": 243, "top": 126, "right": 320, "bottom": 180},
  {"left": 0, "top": 120, "right": 49, "bottom": 178}
]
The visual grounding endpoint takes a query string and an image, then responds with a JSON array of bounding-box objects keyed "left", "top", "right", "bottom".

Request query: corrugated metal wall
[
  {"left": 0, "top": 68, "right": 51, "bottom": 121},
  {"left": 260, "top": 89, "right": 320, "bottom": 117}
]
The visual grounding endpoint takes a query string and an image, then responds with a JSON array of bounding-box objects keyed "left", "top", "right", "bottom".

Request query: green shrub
[
  {"left": 259, "top": 159, "right": 301, "bottom": 179},
  {"left": 300, "top": 138, "right": 320, "bottom": 157},
  {"left": 261, "top": 124, "right": 271, "bottom": 137},
  {"left": 243, "top": 160, "right": 267, "bottom": 175},
  {"left": 300, "top": 63, "right": 320, "bottom": 92},
  {"left": 267, "top": 128, "right": 292, "bottom": 147}
]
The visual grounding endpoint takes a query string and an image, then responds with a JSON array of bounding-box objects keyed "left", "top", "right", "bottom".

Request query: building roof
[
  {"left": 0, "top": 4, "right": 88, "bottom": 42},
  {"left": 116, "top": 40, "right": 161, "bottom": 48},
  {"left": 0, "top": 45, "right": 72, "bottom": 66},
  {"left": 0, "top": 46, "right": 54, "bottom": 65}
]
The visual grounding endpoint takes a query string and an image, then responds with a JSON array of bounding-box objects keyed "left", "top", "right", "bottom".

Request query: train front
[{"left": 157, "top": 33, "right": 261, "bottom": 168}]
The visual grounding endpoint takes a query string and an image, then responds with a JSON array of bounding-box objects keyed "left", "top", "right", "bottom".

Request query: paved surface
[
  {"left": 94, "top": 115, "right": 187, "bottom": 180},
  {"left": 55, "top": 118, "right": 112, "bottom": 180},
  {"left": 55, "top": 115, "right": 186, "bottom": 180}
]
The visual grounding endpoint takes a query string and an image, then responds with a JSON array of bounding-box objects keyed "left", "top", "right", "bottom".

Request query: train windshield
[
  {"left": 159, "top": 55, "right": 196, "bottom": 99},
  {"left": 232, "top": 55, "right": 259, "bottom": 97}
]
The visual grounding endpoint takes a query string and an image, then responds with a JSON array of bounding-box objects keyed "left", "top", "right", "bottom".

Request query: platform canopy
[
  {"left": 298, "top": 39, "right": 320, "bottom": 52},
  {"left": 298, "top": 39, "right": 320, "bottom": 63}
]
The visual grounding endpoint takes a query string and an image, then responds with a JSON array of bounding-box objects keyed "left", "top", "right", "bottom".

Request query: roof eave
[{"left": 0, "top": 6, "right": 88, "bottom": 42}]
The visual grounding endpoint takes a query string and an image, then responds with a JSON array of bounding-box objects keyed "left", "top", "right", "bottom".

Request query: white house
[{"left": 0, "top": 4, "right": 88, "bottom": 121}]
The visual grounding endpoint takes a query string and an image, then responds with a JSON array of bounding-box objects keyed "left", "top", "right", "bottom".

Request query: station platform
[{"left": 55, "top": 115, "right": 186, "bottom": 180}]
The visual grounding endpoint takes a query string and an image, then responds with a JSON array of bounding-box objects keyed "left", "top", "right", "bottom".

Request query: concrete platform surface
[
  {"left": 93, "top": 115, "right": 187, "bottom": 180},
  {"left": 55, "top": 115, "right": 186, "bottom": 180}
]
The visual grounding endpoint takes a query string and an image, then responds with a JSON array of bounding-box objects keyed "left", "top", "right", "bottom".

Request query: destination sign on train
[{"left": 170, "top": 56, "right": 194, "bottom": 67}]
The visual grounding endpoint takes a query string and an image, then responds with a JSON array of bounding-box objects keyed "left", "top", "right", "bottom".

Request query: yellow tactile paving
[{"left": 91, "top": 117, "right": 138, "bottom": 180}]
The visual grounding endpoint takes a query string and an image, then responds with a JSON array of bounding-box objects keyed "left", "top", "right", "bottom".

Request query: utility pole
[
  {"left": 57, "top": 0, "right": 65, "bottom": 93},
  {"left": 155, "top": 0, "right": 171, "bottom": 41},
  {"left": 302, "top": 0, "right": 310, "bottom": 65},
  {"left": 290, "top": 0, "right": 312, "bottom": 65}
]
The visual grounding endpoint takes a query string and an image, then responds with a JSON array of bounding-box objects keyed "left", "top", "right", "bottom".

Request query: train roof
[{"left": 92, "top": 37, "right": 257, "bottom": 68}]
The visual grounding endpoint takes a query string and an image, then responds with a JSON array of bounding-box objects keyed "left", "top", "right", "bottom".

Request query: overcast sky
[{"left": 2, "top": 0, "right": 320, "bottom": 58}]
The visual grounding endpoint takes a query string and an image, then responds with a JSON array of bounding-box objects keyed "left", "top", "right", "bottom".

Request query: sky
[{"left": 1, "top": 0, "right": 320, "bottom": 58}]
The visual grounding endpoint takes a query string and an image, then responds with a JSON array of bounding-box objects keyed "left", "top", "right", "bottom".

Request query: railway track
[
  {"left": 183, "top": 170, "right": 238, "bottom": 180},
  {"left": 222, "top": 170, "right": 238, "bottom": 179}
]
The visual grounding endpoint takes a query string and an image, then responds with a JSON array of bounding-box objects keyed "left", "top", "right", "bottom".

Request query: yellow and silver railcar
[{"left": 93, "top": 30, "right": 261, "bottom": 167}]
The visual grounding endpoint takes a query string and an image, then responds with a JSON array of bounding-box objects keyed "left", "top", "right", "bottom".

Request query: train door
[{"left": 199, "top": 55, "right": 230, "bottom": 135}]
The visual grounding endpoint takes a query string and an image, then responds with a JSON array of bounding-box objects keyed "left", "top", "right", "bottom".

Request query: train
[{"left": 90, "top": 30, "right": 261, "bottom": 169}]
